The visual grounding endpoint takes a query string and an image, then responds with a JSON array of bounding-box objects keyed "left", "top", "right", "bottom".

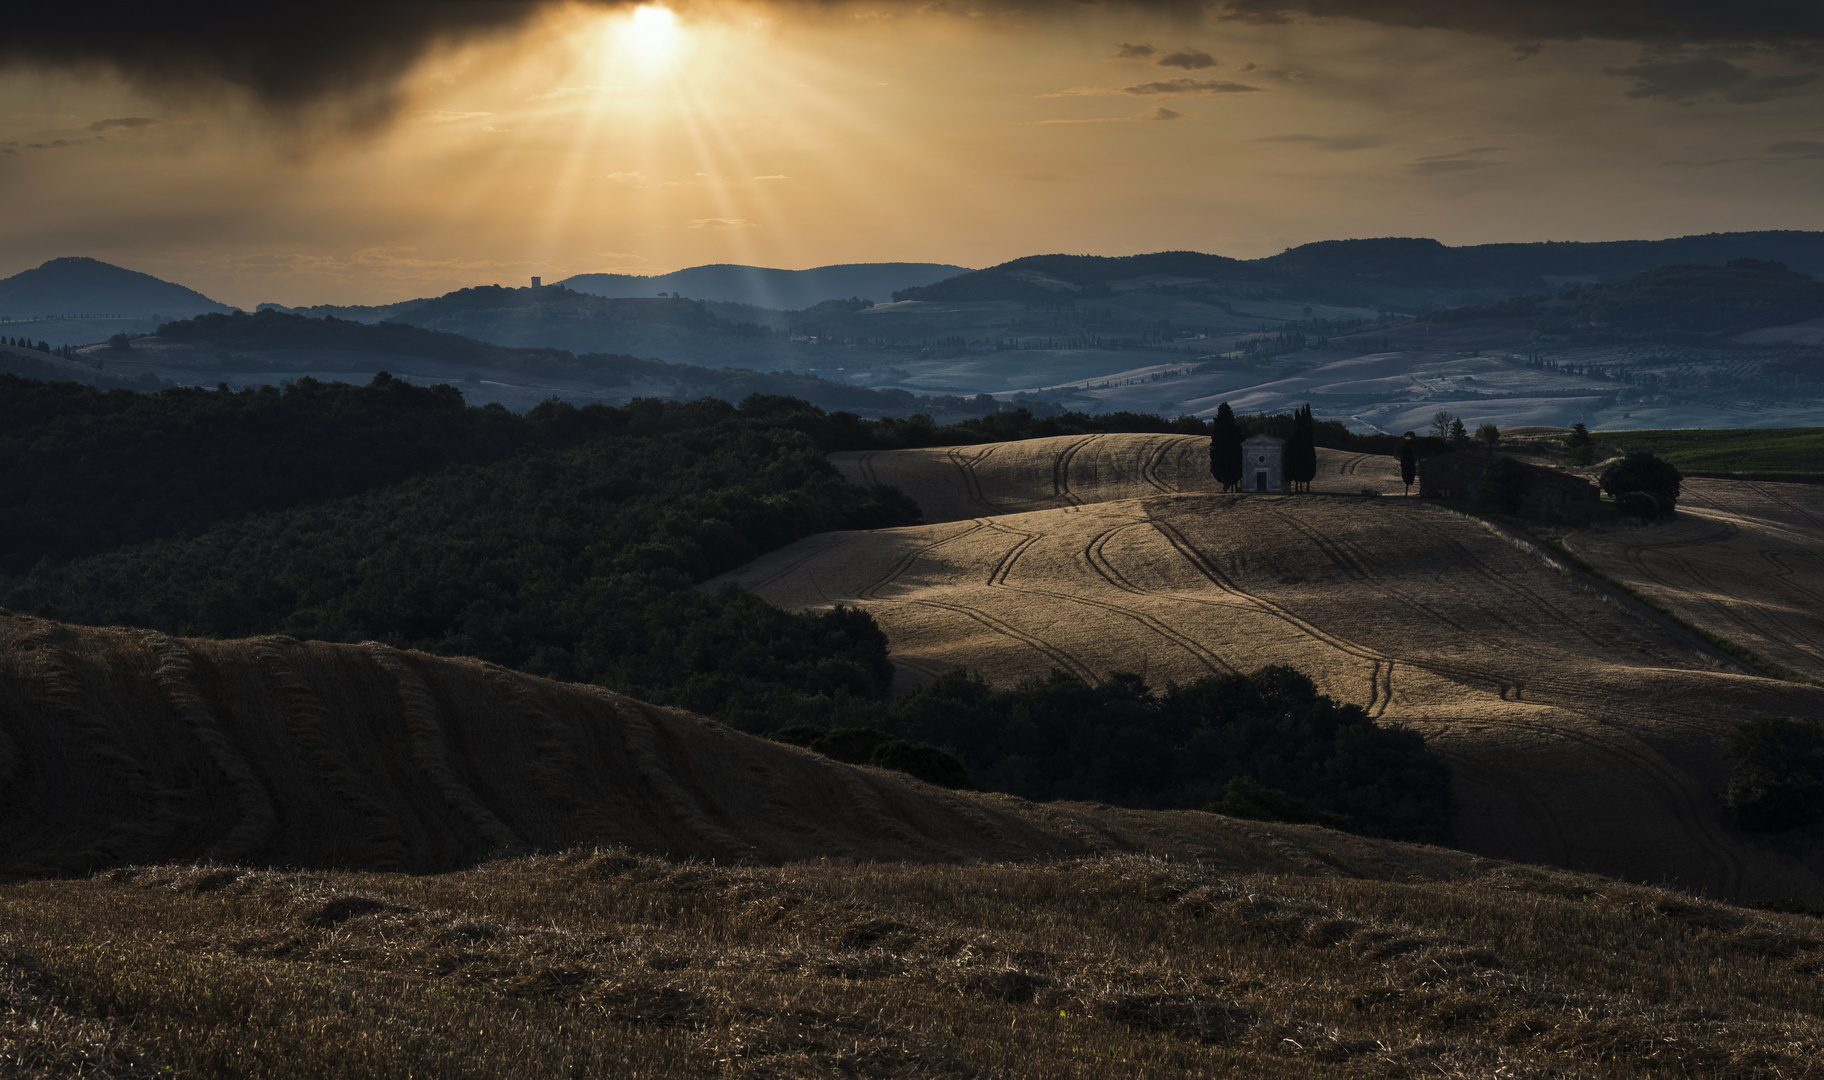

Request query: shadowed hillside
[
  {"left": 720, "top": 434, "right": 1824, "bottom": 902},
  {"left": 0, "top": 610, "right": 1471, "bottom": 878}
]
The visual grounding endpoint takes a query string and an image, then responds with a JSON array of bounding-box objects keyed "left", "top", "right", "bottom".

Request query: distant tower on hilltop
[
  {"left": 1241, "top": 433, "right": 1285, "bottom": 493},
  {"left": 530, "top": 276, "right": 542, "bottom": 289}
]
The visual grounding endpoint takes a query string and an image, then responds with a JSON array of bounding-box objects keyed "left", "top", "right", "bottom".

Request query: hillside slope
[
  {"left": 0, "top": 256, "right": 230, "bottom": 319},
  {"left": 560, "top": 261, "right": 969, "bottom": 307},
  {"left": 719, "top": 434, "right": 1824, "bottom": 902},
  {"left": 1565, "top": 478, "right": 1824, "bottom": 681},
  {"left": 0, "top": 609, "right": 1467, "bottom": 879}
]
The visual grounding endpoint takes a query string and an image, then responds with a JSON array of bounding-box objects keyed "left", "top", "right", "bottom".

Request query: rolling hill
[
  {"left": 3, "top": 606, "right": 1824, "bottom": 1079},
  {"left": 0, "top": 256, "right": 230, "bottom": 319},
  {"left": 559, "top": 261, "right": 970, "bottom": 308},
  {"left": 718, "top": 433, "right": 1824, "bottom": 903}
]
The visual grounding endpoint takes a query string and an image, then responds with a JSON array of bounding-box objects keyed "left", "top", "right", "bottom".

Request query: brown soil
[{"left": 723, "top": 434, "right": 1824, "bottom": 902}]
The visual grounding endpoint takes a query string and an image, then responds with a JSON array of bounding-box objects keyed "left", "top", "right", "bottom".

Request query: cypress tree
[
  {"left": 1209, "top": 402, "right": 1242, "bottom": 492},
  {"left": 1287, "top": 403, "right": 1317, "bottom": 493},
  {"left": 1399, "top": 436, "right": 1417, "bottom": 495}
]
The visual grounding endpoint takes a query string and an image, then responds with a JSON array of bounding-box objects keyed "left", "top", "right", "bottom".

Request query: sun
[{"left": 623, "top": 5, "right": 681, "bottom": 65}]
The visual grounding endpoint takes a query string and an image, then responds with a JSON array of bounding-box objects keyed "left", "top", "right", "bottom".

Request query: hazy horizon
[{"left": 5, "top": 1, "right": 1822, "bottom": 308}]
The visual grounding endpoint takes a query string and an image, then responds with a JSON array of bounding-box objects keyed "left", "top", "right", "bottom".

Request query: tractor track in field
[
  {"left": 971, "top": 518, "right": 1235, "bottom": 677},
  {"left": 1051, "top": 434, "right": 1104, "bottom": 509},
  {"left": 1142, "top": 517, "right": 1394, "bottom": 718}
]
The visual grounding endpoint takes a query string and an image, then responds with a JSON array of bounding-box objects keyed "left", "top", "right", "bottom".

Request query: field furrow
[{"left": 722, "top": 434, "right": 1824, "bottom": 901}]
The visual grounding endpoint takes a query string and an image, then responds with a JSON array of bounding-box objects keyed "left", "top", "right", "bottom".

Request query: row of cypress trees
[{"left": 1207, "top": 401, "right": 1318, "bottom": 492}]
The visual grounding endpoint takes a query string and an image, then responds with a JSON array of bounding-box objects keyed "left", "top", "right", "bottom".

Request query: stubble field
[{"left": 721, "top": 434, "right": 1824, "bottom": 903}]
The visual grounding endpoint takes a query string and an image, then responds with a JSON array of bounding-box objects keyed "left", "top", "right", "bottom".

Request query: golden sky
[{"left": 2, "top": 1, "right": 1821, "bottom": 307}]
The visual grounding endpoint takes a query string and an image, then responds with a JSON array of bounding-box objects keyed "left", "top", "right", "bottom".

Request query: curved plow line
[
  {"left": 1636, "top": 546, "right": 1824, "bottom": 669},
  {"left": 742, "top": 530, "right": 872, "bottom": 593},
  {"left": 973, "top": 518, "right": 1235, "bottom": 676},
  {"left": 1143, "top": 519, "right": 1394, "bottom": 718},
  {"left": 251, "top": 639, "right": 411, "bottom": 870},
  {"left": 855, "top": 450, "right": 882, "bottom": 488},
  {"left": 1436, "top": 748, "right": 1578, "bottom": 867},
  {"left": 1606, "top": 521, "right": 1824, "bottom": 670},
  {"left": 1337, "top": 454, "right": 1371, "bottom": 476},
  {"left": 365, "top": 643, "right": 525, "bottom": 854},
  {"left": 1458, "top": 710, "right": 1747, "bottom": 898},
  {"left": 893, "top": 596, "right": 1101, "bottom": 683},
  {"left": 945, "top": 444, "right": 1001, "bottom": 513},
  {"left": 1136, "top": 435, "right": 1184, "bottom": 494},
  {"left": 857, "top": 521, "right": 993, "bottom": 602},
  {"left": 142, "top": 632, "right": 278, "bottom": 864},
  {"left": 1264, "top": 508, "right": 1476, "bottom": 637},
  {"left": 1746, "top": 481, "right": 1824, "bottom": 534},
  {"left": 583, "top": 687, "right": 763, "bottom": 861},
  {"left": 1407, "top": 516, "right": 1612, "bottom": 650},
  {"left": 1050, "top": 434, "right": 1104, "bottom": 508}
]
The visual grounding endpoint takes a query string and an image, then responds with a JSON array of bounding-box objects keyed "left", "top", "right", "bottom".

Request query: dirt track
[{"left": 725, "top": 434, "right": 1824, "bottom": 902}]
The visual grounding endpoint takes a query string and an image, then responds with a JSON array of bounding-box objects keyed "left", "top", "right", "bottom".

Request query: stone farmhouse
[{"left": 1418, "top": 447, "right": 1599, "bottom": 509}]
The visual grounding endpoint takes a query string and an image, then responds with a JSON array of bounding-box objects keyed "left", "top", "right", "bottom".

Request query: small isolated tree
[
  {"left": 1475, "top": 422, "right": 1501, "bottom": 445},
  {"left": 1449, "top": 417, "right": 1468, "bottom": 443},
  {"left": 1567, "top": 422, "right": 1592, "bottom": 447},
  {"left": 107, "top": 333, "right": 132, "bottom": 351},
  {"left": 1429, "top": 410, "right": 1455, "bottom": 439},
  {"left": 1481, "top": 456, "right": 1534, "bottom": 514},
  {"left": 1398, "top": 437, "right": 1417, "bottom": 495},
  {"left": 1722, "top": 717, "right": 1824, "bottom": 832},
  {"left": 1209, "top": 401, "right": 1243, "bottom": 492},
  {"left": 1600, "top": 451, "right": 1682, "bottom": 518}
]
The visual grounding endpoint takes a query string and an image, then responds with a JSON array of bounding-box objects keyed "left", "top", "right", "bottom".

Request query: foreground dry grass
[
  {"left": 723, "top": 435, "right": 1824, "bottom": 902},
  {"left": 5, "top": 850, "right": 1823, "bottom": 1079},
  {"left": 1563, "top": 478, "right": 1824, "bottom": 682}
]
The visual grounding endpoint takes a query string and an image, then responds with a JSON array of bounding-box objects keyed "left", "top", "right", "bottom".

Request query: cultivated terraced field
[
  {"left": 724, "top": 434, "right": 1824, "bottom": 902},
  {"left": 0, "top": 610, "right": 1467, "bottom": 878},
  {"left": 1564, "top": 478, "right": 1824, "bottom": 682}
]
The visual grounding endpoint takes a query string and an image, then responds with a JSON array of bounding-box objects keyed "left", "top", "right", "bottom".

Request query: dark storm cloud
[
  {"left": 0, "top": 2, "right": 565, "bottom": 122},
  {"left": 1214, "top": 1, "right": 1824, "bottom": 51},
  {"left": 1405, "top": 146, "right": 1504, "bottom": 174},
  {"left": 1257, "top": 132, "right": 1384, "bottom": 150},
  {"left": 1157, "top": 48, "right": 1219, "bottom": 69},
  {"left": 1605, "top": 57, "right": 1820, "bottom": 103},
  {"left": 86, "top": 117, "right": 159, "bottom": 132},
  {"left": 1122, "top": 78, "right": 1261, "bottom": 95}
]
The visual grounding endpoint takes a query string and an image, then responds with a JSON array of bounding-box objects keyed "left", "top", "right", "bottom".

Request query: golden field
[{"left": 722, "top": 434, "right": 1824, "bottom": 902}]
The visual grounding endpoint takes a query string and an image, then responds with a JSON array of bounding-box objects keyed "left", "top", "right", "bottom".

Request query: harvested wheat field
[
  {"left": 832, "top": 434, "right": 1408, "bottom": 524},
  {"left": 1562, "top": 478, "right": 1824, "bottom": 682},
  {"left": 724, "top": 435, "right": 1824, "bottom": 902},
  {"left": 6, "top": 850, "right": 1824, "bottom": 1079},
  {"left": 0, "top": 609, "right": 1513, "bottom": 879}
]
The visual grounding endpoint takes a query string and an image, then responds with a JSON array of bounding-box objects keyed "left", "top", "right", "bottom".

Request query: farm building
[
  {"left": 1241, "top": 433, "right": 1284, "bottom": 493},
  {"left": 1419, "top": 447, "right": 1598, "bottom": 508}
]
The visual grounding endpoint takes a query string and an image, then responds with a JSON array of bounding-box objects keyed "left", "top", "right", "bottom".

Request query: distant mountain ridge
[
  {"left": 900, "top": 231, "right": 1824, "bottom": 305},
  {"left": 557, "top": 261, "right": 970, "bottom": 308},
  {"left": 0, "top": 256, "right": 230, "bottom": 319}
]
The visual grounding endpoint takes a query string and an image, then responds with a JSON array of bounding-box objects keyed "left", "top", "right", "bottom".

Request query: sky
[{"left": 2, "top": 1, "right": 1821, "bottom": 307}]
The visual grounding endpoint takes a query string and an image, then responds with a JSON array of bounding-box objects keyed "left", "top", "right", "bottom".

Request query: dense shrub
[
  {"left": 1600, "top": 451, "right": 1682, "bottom": 518},
  {"left": 878, "top": 666, "right": 1454, "bottom": 843},
  {"left": 1722, "top": 718, "right": 1824, "bottom": 832}
]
